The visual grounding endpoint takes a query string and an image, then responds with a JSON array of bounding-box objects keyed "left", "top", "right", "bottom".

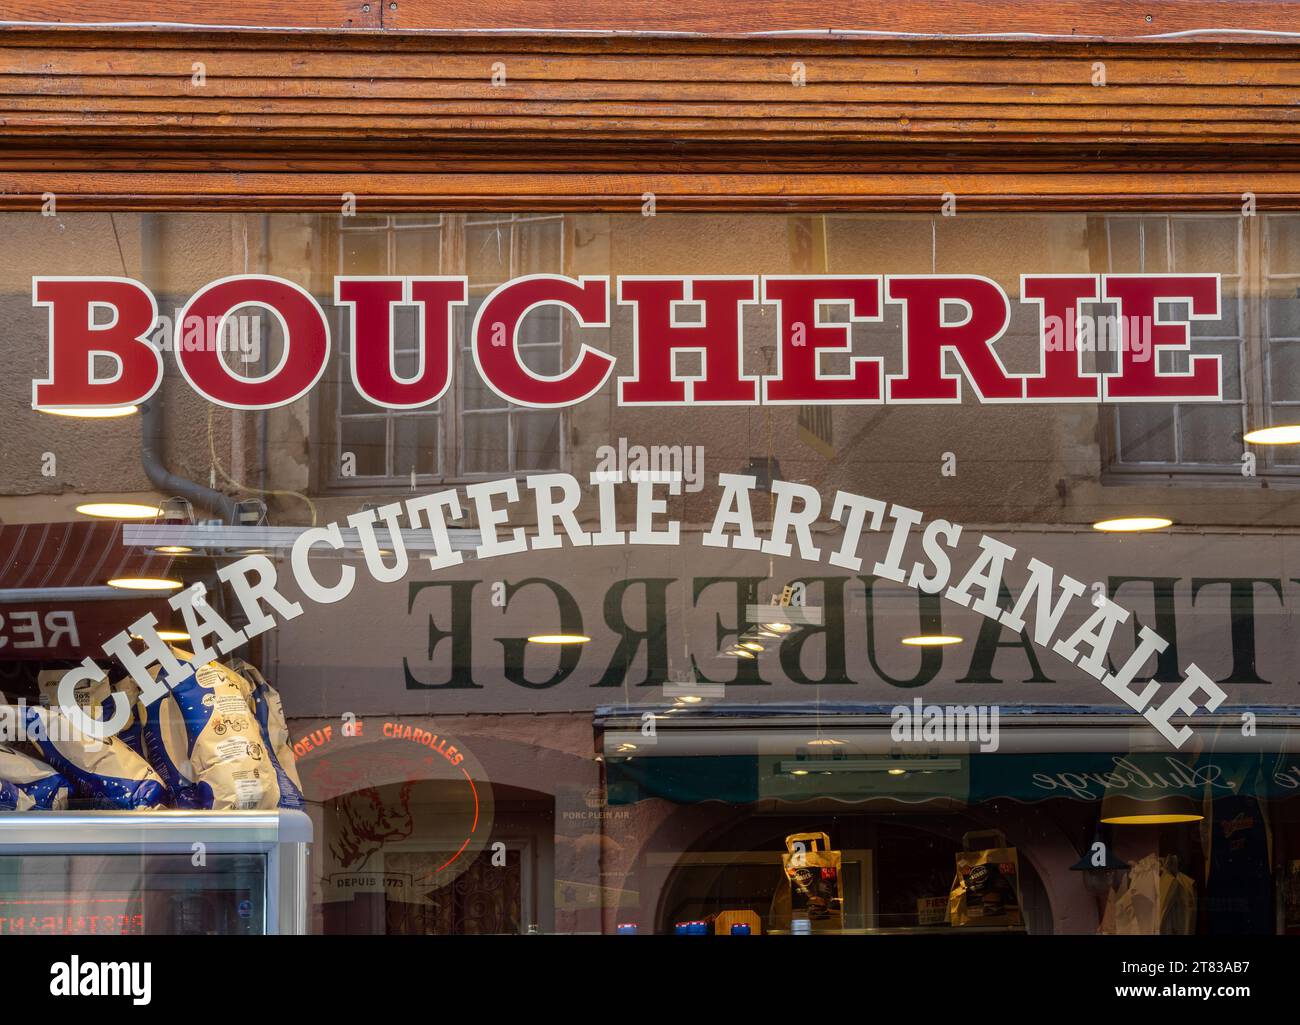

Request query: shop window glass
[
  {"left": 2, "top": 210, "right": 1298, "bottom": 941},
  {"left": 330, "top": 214, "right": 566, "bottom": 488}
]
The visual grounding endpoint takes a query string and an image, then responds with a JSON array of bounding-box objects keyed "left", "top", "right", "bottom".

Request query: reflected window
[
  {"left": 328, "top": 214, "right": 566, "bottom": 488},
  {"left": 1100, "top": 214, "right": 1300, "bottom": 478}
]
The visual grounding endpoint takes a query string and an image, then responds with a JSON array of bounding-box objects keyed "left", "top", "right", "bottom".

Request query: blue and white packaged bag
[
  {"left": 21, "top": 704, "right": 167, "bottom": 810},
  {"left": 109, "top": 675, "right": 144, "bottom": 754},
  {"left": 136, "top": 665, "right": 203, "bottom": 806},
  {"left": 230, "top": 660, "right": 304, "bottom": 808},
  {"left": 139, "top": 653, "right": 280, "bottom": 811},
  {"left": 0, "top": 744, "right": 71, "bottom": 810},
  {"left": 38, "top": 669, "right": 144, "bottom": 755}
]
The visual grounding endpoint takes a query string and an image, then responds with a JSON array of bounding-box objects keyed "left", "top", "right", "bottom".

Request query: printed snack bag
[
  {"left": 136, "top": 673, "right": 203, "bottom": 807},
  {"left": 949, "top": 845, "right": 1023, "bottom": 928},
  {"left": 109, "top": 674, "right": 144, "bottom": 755},
  {"left": 781, "top": 831, "right": 844, "bottom": 928},
  {"left": 139, "top": 654, "right": 281, "bottom": 810},
  {"left": 229, "top": 659, "right": 304, "bottom": 808},
  {"left": 0, "top": 744, "right": 71, "bottom": 810},
  {"left": 38, "top": 669, "right": 145, "bottom": 755},
  {"left": 37, "top": 668, "right": 111, "bottom": 711},
  {"left": 20, "top": 704, "right": 168, "bottom": 810}
]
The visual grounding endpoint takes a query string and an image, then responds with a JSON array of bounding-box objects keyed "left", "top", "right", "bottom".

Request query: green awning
[{"left": 607, "top": 751, "right": 1299, "bottom": 806}]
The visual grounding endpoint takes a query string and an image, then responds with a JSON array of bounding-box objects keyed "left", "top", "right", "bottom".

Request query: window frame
[
  {"left": 1261, "top": 212, "right": 1300, "bottom": 471},
  {"left": 456, "top": 213, "right": 571, "bottom": 481},
  {"left": 318, "top": 212, "right": 571, "bottom": 494},
  {"left": 1099, "top": 212, "right": 1300, "bottom": 485}
]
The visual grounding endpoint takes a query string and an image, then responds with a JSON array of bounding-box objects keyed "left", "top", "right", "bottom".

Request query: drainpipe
[
  {"left": 259, "top": 214, "right": 271, "bottom": 499},
  {"left": 138, "top": 212, "right": 237, "bottom": 524}
]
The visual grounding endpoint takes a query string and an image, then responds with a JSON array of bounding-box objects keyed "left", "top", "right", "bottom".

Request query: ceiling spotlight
[
  {"left": 107, "top": 576, "right": 183, "bottom": 591},
  {"left": 77, "top": 502, "right": 162, "bottom": 520},
  {"left": 1092, "top": 516, "right": 1173, "bottom": 533},
  {"left": 1244, "top": 424, "right": 1300, "bottom": 445},
  {"left": 40, "top": 405, "right": 138, "bottom": 419},
  {"left": 132, "top": 629, "right": 191, "bottom": 643}
]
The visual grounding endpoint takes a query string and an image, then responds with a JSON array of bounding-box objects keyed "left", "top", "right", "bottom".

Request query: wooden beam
[
  {"left": 1, "top": 171, "right": 1297, "bottom": 211},
  {"left": 5, "top": 1, "right": 1300, "bottom": 41},
  {"left": 1, "top": 26, "right": 1297, "bottom": 208}
]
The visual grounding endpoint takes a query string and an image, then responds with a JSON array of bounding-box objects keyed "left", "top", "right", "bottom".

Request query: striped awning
[{"left": 0, "top": 521, "right": 177, "bottom": 659}]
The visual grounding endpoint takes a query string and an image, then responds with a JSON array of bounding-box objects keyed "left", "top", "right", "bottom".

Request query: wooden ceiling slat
[
  {"left": 4, "top": 48, "right": 1300, "bottom": 88},
  {"left": 5, "top": 97, "right": 1300, "bottom": 127},
  {"left": 5, "top": 0, "right": 1300, "bottom": 40},
  {"left": 4, "top": 170, "right": 1300, "bottom": 194},
  {"left": 1, "top": 26, "right": 1297, "bottom": 208},
  {"left": 6, "top": 76, "right": 1300, "bottom": 108}
]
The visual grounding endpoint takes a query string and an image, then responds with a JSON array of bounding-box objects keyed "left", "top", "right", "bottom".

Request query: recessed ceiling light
[
  {"left": 1244, "top": 424, "right": 1300, "bottom": 445},
  {"left": 1100, "top": 813, "right": 1203, "bottom": 825},
  {"left": 1092, "top": 516, "right": 1173, "bottom": 533},
  {"left": 526, "top": 634, "right": 591, "bottom": 644},
  {"left": 77, "top": 502, "right": 162, "bottom": 520},
  {"left": 132, "top": 629, "right": 191, "bottom": 643},
  {"left": 153, "top": 545, "right": 193, "bottom": 555},
  {"left": 107, "top": 576, "right": 183, "bottom": 591},
  {"left": 761, "top": 622, "right": 794, "bottom": 634},
  {"left": 739, "top": 641, "right": 764, "bottom": 651},
  {"left": 901, "top": 634, "right": 963, "bottom": 646},
  {"left": 40, "top": 405, "right": 138, "bottom": 419}
]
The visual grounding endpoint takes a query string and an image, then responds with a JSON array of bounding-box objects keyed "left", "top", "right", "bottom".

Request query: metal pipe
[
  {"left": 0, "top": 586, "right": 172, "bottom": 603},
  {"left": 138, "top": 212, "right": 237, "bottom": 524},
  {"left": 259, "top": 213, "right": 271, "bottom": 500}
]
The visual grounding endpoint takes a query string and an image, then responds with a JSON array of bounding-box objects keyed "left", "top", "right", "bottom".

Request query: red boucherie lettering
[{"left": 31, "top": 272, "right": 1225, "bottom": 411}]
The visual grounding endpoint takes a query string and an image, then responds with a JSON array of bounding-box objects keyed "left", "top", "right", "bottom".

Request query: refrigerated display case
[{"left": 0, "top": 810, "right": 311, "bottom": 935}]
